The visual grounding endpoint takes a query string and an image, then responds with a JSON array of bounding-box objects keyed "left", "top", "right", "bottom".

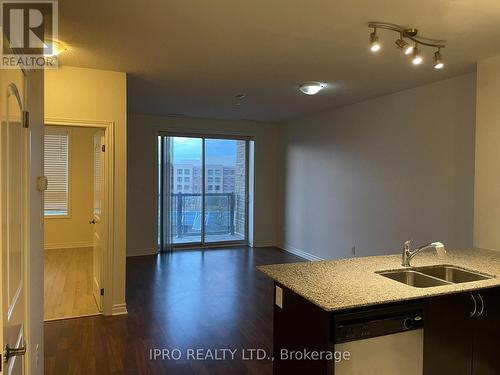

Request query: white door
[
  {"left": 0, "top": 71, "right": 27, "bottom": 374},
  {"left": 91, "top": 130, "right": 105, "bottom": 312}
]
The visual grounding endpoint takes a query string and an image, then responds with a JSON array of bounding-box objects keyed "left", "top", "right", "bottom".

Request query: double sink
[{"left": 377, "top": 265, "right": 494, "bottom": 288}]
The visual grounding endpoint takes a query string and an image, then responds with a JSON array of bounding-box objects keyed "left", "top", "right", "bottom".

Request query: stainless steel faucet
[{"left": 402, "top": 240, "right": 446, "bottom": 267}]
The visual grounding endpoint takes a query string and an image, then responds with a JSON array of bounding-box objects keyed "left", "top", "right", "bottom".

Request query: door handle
[
  {"left": 470, "top": 294, "right": 477, "bottom": 317},
  {"left": 89, "top": 219, "right": 96, "bottom": 224},
  {"left": 4, "top": 343, "right": 26, "bottom": 363},
  {"left": 477, "top": 294, "right": 485, "bottom": 317}
]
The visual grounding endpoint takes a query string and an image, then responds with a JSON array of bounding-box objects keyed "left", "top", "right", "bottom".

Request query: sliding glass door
[
  {"left": 158, "top": 134, "right": 248, "bottom": 249},
  {"left": 204, "top": 138, "right": 247, "bottom": 243}
]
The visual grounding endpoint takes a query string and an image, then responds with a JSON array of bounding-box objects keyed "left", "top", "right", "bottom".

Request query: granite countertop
[{"left": 258, "top": 248, "right": 500, "bottom": 312}]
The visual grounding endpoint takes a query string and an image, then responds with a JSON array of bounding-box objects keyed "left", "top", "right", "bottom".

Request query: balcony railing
[{"left": 171, "top": 193, "right": 238, "bottom": 239}]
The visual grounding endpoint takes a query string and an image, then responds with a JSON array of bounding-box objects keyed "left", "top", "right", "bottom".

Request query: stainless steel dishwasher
[{"left": 333, "top": 303, "right": 424, "bottom": 375}]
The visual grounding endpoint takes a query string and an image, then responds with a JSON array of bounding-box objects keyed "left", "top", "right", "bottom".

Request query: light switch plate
[{"left": 275, "top": 285, "right": 283, "bottom": 308}]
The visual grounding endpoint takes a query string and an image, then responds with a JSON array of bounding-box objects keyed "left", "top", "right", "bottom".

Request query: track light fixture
[
  {"left": 369, "top": 29, "right": 381, "bottom": 52},
  {"left": 434, "top": 49, "right": 444, "bottom": 70},
  {"left": 368, "top": 22, "right": 446, "bottom": 69},
  {"left": 404, "top": 43, "right": 415, "bottom": 56},
  {"left": 412, "top": 46, "right": 423, "bottom": 65},
  {"left": 395, "top": 34, "right": 414, "bottom": 55},
  {"left": 395, "top": 34, "right": 407, "bottom": 49}
]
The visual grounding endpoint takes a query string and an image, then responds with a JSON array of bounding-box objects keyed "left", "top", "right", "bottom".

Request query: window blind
[
  {"left": 94, "top": 135, "right": 102, "bottom": 217},
  {"left": 44, "top": 129, "right": 69, "bottom": 216}
]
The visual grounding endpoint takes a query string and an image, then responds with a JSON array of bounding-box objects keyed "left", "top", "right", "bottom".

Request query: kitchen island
[{"left": 259, "top": 248, "right": 500, "bottom": 374}]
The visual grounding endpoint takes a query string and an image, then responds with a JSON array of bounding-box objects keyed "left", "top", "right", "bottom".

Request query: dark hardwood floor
[{"left": 44, "top": 246, "right": 304, "bottom": 375}]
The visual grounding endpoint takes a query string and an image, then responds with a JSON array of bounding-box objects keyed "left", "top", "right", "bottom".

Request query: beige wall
[
  {"left": 44, "top": 126, "right": 94, "bottom": 249},
  {"left": 127, "top": 114, "right": 280, "bottom": 255},
  {"left": 474, "top": 55, "right": 500, "bottom": 251},
  {"left": 279, "top": 74, "right": 476, "bottom": 260},
  {"left": 45, "top": 66, "right": 127, "bottom": 314}
]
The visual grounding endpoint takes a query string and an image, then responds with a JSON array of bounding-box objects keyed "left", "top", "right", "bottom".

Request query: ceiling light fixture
[
  {"left": 412, "top": 46, "right": 423, "bottom": 65},
  {"left": 395, "top": 35, "right": 415, "bottom": 56},
  {"left": 44, "top": 40, "right": 67, "bottom": 57},
  {"left": 299, "top": 82, "right": 325, "bottom": 95},
  {"left": 395, "top": 35, "right": 407, "bottom": 49},
  {"left": 434, "top": 49, "right": 444, "bottom": 70},
  {"left": 404, "top": 43, "right": 415, "bottom": 56},
  {"left": 369, "top": 29, "right": 381, "bottom": 52},
  {"left": 368, "top": 22, "right": 446, "bottom": 69}
]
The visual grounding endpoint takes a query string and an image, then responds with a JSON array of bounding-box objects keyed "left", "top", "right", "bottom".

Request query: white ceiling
[{"left": 58, "top": 0, "right": 500, "bottom": 122}]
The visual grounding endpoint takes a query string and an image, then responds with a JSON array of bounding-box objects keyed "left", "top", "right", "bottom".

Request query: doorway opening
[
  {"left": 158, "top": 134, "right": 251, "bottom": 250},
  {"left": 43, "top": 124, "right": 106, "bottom": 321}
]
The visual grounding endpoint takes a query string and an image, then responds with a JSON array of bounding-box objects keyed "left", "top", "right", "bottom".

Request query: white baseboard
[
  {"left": 111, "top": 303, "right": 128, "bottom": 316},
  {"left": 44, "top": 241, "right": 93, "bottom": 250},
  {"left": 250, "top": 241, "right": 279, "bottom": 248},
  {"left": 127, "top": 248, "right": 159, "bottom": 257},
  {"left": 279, "top": 244, "right": 324, "bottom": 261}
]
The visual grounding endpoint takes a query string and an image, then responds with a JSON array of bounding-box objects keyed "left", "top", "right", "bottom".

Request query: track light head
[
  {"left": 370, "top": 30, "right": 381, "bottom": 52},
  {"left": 412, "top": 47, "right": 423, "bottom": 65},
  {"left": 395, "top": 37, "right": 408, "bottom": 50},
  {"left": 396, "top": 37, "right": 414, "bottom": 55},
  {"left": 404, "top": 44, "right": 414, "bottom": 55},
  {"left": 434, "top": 50, "right": 444, "bottom": 69}
]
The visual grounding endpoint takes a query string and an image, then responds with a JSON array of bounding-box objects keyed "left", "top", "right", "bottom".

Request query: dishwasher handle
[{"left": 334, "top": 311, "right": 423, "bottom": 343}]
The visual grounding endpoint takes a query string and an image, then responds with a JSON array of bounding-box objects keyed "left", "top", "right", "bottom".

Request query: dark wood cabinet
[
  {"left": 424, "top": 287, "right": 500, "bottom": 375},
  {"left": 424, "top": 292, "right": 474, "bottom": 374},
  {"left": 273, "top": 283, "right": 332, "bottom": 375},
  {"left": 471, "top": 288, "right": 500, "bottom": 375}
]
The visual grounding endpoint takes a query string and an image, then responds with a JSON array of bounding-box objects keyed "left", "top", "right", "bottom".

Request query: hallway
[{"left": 44, "top": 247, "right": 303, "bottom": 374}]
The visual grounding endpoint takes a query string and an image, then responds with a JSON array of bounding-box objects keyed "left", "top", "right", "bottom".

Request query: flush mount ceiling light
[
  {"left": 368, "top": 22, "right": 446, "bottom": 69},
  {"left": 299, "top": 82, "right": 325, "bottom": 95}
]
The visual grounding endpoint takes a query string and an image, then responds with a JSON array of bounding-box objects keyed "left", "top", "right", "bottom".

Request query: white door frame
[
  {"left": 1, "top": 71, "right": 29, "bottom": 374},
  {"left": 44, "top": 117, "right": 115, "bottom": 316}
]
